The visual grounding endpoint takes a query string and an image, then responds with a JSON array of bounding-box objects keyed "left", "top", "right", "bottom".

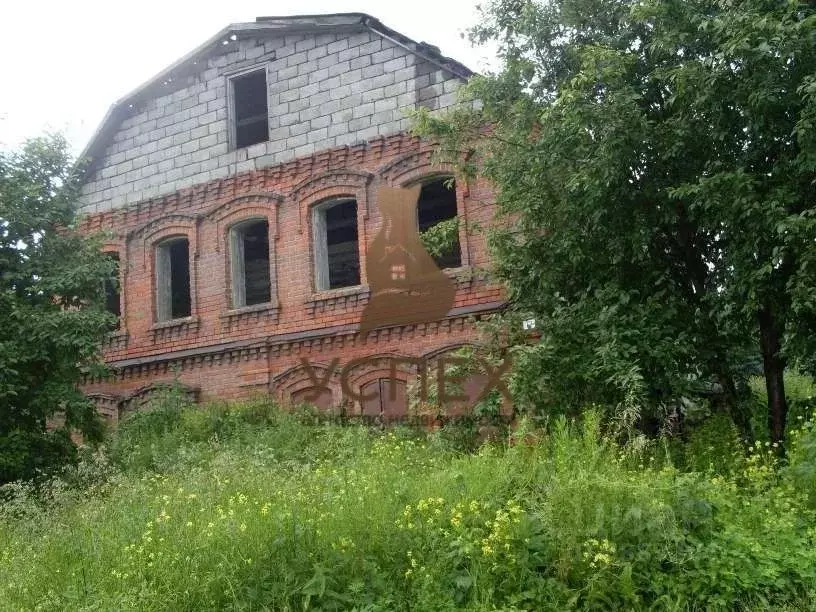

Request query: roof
[{"left": 78, "top": 13, "right": 474, "bottom": 179}]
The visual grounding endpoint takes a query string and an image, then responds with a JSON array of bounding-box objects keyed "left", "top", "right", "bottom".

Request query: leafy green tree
[
  {"left": 0, "top": 134, "right": 116, "bottom": 483},
  {"left": 415, "top": 0, "right": 816, "bottom": 443}
]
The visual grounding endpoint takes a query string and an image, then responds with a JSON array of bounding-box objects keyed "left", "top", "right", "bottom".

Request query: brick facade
[{"left": 78, "top": 15, "right": 504, "bottom": 421}]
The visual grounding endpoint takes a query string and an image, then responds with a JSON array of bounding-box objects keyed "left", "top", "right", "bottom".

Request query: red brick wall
[{"left": 80, "top": 133, "right": 504, "bottom": 419}]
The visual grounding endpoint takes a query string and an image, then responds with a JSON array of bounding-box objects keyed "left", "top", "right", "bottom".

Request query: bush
[{"left": 0, "top": 428, "right": 77, "bottom": 484}]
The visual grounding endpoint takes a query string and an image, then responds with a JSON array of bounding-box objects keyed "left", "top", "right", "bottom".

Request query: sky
[{"left": 0, "top": 0, "right": 496, "bottom": 156}]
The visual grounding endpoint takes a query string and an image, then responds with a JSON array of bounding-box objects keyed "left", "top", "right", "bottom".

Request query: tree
[
  {"left": 0, "top": 134, "right": 116, "bottom": 483},
  {"left": 415, "top": 0, "right": 816, "bottom": 443}
]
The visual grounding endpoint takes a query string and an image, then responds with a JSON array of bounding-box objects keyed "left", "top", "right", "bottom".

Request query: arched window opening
[
  {"left": 417, "top": 178, "right": 461, "bottom": 269},
  {"left": 230, "top": 219, "right": 271, "bottom": 308},
  {"left": 313, "top": 198, "right": 360, "bottom": 290},
  {"left": 155, "top": 237, "right": 191, "bottom": 321}
]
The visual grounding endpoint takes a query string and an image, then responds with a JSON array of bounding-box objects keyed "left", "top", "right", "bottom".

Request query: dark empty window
[
  {"left": 417, "top": 178, "right": 462, "bottom": 269},
  {"left": 313, "top": 199, "right": 360, "bottom": 291},
  {"left": 156, "top": 238, "right": 191, "bottom": 321},
  {"left": 231, "top": 69, "right": 269, "bottom": 149},
  {"left": 230, "top": 220, "right": 271, "bottom": 308},
  {"left": 103, "top": 252, "right": 121, "bottom": 323}
]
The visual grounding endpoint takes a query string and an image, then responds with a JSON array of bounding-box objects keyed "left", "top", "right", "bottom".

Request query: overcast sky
[{"left": 0, "top": 0, "right": 495, "bottom": 155}]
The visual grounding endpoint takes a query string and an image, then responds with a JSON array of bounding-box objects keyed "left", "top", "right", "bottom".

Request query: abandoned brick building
[{"left": 77, "top": 13, "right": 504, "bottom": 421}]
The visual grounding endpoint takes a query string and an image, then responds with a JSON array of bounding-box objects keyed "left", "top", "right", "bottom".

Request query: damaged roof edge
[
  {"left": 256, "top": 13, "right": 473, "bottom": 80},
  {"left": 76, "top": 13, "right": 475, "bottom": 182}
]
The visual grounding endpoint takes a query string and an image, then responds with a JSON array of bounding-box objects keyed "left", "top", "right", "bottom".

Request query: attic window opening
[
  {"left": 155, "top": 237, "right": 191, "bottom": 322},
  {"left": 230, "top": 219, "right": 272, "bottom": 308},
  {"left": 417, "top": 178, "right": 462, "bottom": 269},
  {"left": 313, "top": 199, "right": 361, "bottom": 291},
  {"left": 231, "top": 69, "right": 269, "bottom": 149}
]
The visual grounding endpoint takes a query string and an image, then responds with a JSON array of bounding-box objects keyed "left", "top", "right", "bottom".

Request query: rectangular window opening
[
  {"left": 231, "top": 220, "right": 271, "bottom": 308},
  {"left": 231, "top": 69, "right": 269, "bottom": 149},
  {"left": 417, "top": 178, "right": 462, "bottom": 269},
  {"left": 103, "top": 252, "right": 121, "bottom": 326},
  {"left": 313, "top": 199, "right": 360, "bottom": 291},
  {"left": 156, "top": 238, "right": 191, "bottom": 321}
]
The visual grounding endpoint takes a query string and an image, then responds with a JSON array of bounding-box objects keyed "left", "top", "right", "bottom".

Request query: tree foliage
[
  {"left": 420, "top": 217, "right": 460, "bottom": 259},
  {"left": 0, "top": 134, "right": 116, "bottom": 483},
  {"left": 414, "top": 0, "right": 816, "bottom": 443}
]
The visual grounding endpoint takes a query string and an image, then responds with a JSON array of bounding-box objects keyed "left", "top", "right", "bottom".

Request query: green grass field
[{"left": 1, "top": 396, "right": 816, "bottom": 610}]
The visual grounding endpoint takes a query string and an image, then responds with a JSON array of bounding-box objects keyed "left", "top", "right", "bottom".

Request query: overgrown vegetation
[{"left": 2, "top": 388, "right": 816, "bottom": 610}]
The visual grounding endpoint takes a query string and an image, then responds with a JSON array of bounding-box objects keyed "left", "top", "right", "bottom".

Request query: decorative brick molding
[
  {"left": 150, "top": 316, "right": 201, "bottom": 343},
  {"left": 128, "top": 212, "right": 201, "bottom": 248},
  {"left": 220, "top": 302, "right": 281, "bottom": 333},
  {"left": 103, "top": 330, "right": 130, "bottom": 352},
  {"left": 266, "top": 326, "right": 359, "bottom": 359},
  {"left": 87, "top": 342, "right": 272, "bottom": 385},
  {"left": 271, "top": 360, "right": 343, "bottom": 403},
  {"left": 101, "top": 240, "right": 130, "bottom": 336},
  {"left": 378, "top": 149, "right": 438, "bottom": 185},
  {"left": 203, "top": 191, "right": 284, "bottom": 244},
  {"left": 91, "top": 302, "right": 503, "bottom": 381},
  {"left": 204, "top": 193, "right": 282, "bottom": 314},
  {"left": 78, "top": 134, "right": 427, "bottom": 236},
  {"left": 445, "top": 267, "right": 475, "bottom": 290},
  {"left": 346, "top": 367, "right": 416, "bottom": 415},
  {"left": 377, "top": 151, "right": 473, "bottom": 268},
  {"left": 86, "top": 393, "right": 123, "bottom": 422},
  {"left": 421, "top": 341, "right": 484, "bottom": 361},
  {"left": 120, "top": 382, "right": 200, "bottom": 414},
  {"left": 305, "top": 285, "right": 370, "bottom": 317},
  {"left": 129, "top": 214, "right": 201, "bottom": 326},
  {"left": 342, "top": 352, "right": 417, "bottom": 386},
  {"left": 292, "top": 169, "right": 374, "bottom": 233},
  {"left": 291, "top": 170, "right": 374, "bottom": 203}
]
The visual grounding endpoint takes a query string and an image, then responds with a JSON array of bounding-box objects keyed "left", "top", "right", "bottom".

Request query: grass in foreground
[{"left": 1, "top": 398, "right": 816, "bottom": 610}]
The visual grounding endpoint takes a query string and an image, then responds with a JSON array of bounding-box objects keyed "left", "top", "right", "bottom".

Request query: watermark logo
[
  {"left": 299, "top": 354, "right": 513, "bottom": 405},
  {"left": 359, "top": 185, "right": 455, "bottom": 332}
]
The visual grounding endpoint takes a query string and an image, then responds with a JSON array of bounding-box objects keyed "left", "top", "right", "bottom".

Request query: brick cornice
[{"left": 101, "top": 300, "right": 506, "bottom": 375}]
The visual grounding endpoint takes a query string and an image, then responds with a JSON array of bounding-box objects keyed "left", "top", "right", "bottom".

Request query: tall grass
[{"left": 1, "top": 395, "right": 815, "bottom": 610}]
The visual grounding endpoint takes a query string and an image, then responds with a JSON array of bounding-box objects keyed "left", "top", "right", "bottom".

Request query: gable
[{"left": 77, "top": 14, "right": 472, "bottom": 214}]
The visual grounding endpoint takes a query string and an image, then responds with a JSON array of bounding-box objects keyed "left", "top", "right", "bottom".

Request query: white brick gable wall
[{"left": 78, "top": 29, "right": 464, "bottom": 214}]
